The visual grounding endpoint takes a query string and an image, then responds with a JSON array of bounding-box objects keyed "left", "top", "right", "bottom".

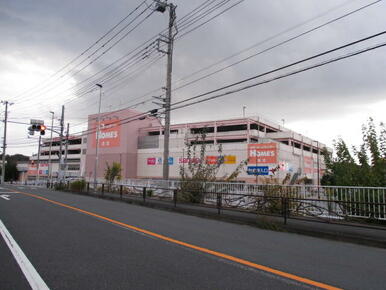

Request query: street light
[
  {"left": 48, "top": 111, "right": 54, "bottom": 184},
  {"left": 94, "top": 84, "right": 103, "bottom": 190}
]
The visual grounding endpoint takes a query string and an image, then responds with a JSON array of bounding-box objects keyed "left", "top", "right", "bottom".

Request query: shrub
[{"left": 70, "top": 180, "right": 86, "bottom": 192}]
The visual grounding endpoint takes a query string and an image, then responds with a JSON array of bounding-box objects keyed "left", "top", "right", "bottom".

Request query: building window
[
  {"left": 149, "top": 131, "right": 160, "bottom": 136},
  {"left": 190, "top": 127, "right": 214, "bottom": 134},
  {"left": 190, "top": 140, "right": 214, "bottom": 145},
  {"left": 217, "top": 138, "right": 247, "bottom": 144},
  {"left": 250, "top": 123, "right": 265, "bottom": 132},
  {"left": 217, "top": 124, "right": 247, "bottom": 132},
  {"left": 82, "top": 149, "right": 87, "bottom": 154},
  {"left": 67, "top": 164, "right": 80, "bottom": 171},
  {"left": 69, "top": 139, "right": 82, "bottom": 145},
  {"left": 280, "top": 140, "right": 289, "bottom": 145}
]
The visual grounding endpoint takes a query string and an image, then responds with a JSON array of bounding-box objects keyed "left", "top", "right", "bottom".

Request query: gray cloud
[{"left": 1, "top": 0, "right": 385, "bottom": 154}]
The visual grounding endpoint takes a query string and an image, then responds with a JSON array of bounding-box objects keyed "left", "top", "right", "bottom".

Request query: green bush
[
  {"left": 70, "top": 180, "right": 86, "bottom": 192},
  {"left": 54, "top": 182, "right": 67, "bottom": 191}
]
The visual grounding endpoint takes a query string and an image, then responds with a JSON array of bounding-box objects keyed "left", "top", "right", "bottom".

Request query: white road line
[
  {"left": 0, "top": 194, "right": 11, "bottom": 200},
  {"left": 0, "top": 219, "right": 49, "bottom": 290}
]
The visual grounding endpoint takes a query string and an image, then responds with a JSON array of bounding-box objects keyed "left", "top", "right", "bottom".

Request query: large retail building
[{"left": 26, "top": 108, "right": 327, "bottom": 184}]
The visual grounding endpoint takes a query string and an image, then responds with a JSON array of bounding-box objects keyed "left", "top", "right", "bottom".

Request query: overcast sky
[{"left": 1, "top": 0, "right": 385, "bottom": 156}]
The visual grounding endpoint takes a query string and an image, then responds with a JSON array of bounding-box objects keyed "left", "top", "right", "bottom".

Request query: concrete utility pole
[
  {"left": 155, "top": 1, "right": 176, "bottom": 180},
  {"left": 64, "top": 123, "right": 69, "bottom": 179},
  {"left": 94, "top": 84, "right": 103, "bottom": 189},
  {"left": 1, "top": 101, "right": 12, "bottom": 184},
  {"left": 58, "top": 105, "right": 65, "bottom": 181},
  {"left": 48, "top": 111, "right": 54, "bottom": 184}
]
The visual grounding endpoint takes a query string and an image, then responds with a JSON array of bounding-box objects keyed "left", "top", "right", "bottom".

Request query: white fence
[{"left": 17, "top": 178, "right": 386, "bottom": 221}]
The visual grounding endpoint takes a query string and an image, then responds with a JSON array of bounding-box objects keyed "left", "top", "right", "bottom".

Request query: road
[{"left": 0, "top": 185, "right": 385, "bottom": 290}]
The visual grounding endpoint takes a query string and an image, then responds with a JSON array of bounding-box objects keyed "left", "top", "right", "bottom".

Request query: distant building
[
  {"left": 84, "top": 108, "right": 327, "bottom": 184},
  {"left": 27, "top": 107, "right": 328, "bottom": 184},
  {"left": 28, "top": 135, "right": 85, "bottom": 180},
  {"left": 137, "top": 115, "right": 327, "bottom": 184}
]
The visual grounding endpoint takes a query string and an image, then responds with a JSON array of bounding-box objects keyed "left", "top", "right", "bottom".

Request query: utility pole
[
  {"left": 94, "top": 84, "right": 103, "bottom": 189},
  {"left": 64, "top": 123, "right": 69, "bottom": 180},
  {"left": 36, "top": 134, "right": 42, "bottom": 183},
  {"left": 48, "top": 111, "right": 54, "bottom": 184},
  {"left": 1, "top": 100, "right": 13, "bottom": 184},
  {"left": 58, "top": 105, "right": 64, "bottom": 182},
  {"left": 155, "top": 1, "right": 176, "bottom": 180}
]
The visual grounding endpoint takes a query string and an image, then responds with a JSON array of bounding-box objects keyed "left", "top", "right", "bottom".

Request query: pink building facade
[
  {"left": 84, "top": 108, "right": 159, "bottom": 181},
  {"left": 83, "top": 108, "right": 328, "bottom": 184}
]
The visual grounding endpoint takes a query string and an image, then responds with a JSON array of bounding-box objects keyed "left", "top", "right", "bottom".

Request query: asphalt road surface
[{"left": 1, "top": 185, "right": 385, "bottom": 290}]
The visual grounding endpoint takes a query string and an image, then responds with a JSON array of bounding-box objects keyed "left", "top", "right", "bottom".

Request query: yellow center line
[{"left": 12, "top": 189, "right": 342, "bottom": 290}]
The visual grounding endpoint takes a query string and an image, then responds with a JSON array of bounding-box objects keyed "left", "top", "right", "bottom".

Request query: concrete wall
[{"left": 137, "top": 141, "right": 326, "bottom": 184}]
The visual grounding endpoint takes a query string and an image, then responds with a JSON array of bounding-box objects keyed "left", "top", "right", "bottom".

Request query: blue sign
[
  {"left": 156, "top": 157, "right": 174, "bottom": 165},
  {"left": 247, "top": 166, "right": 269, "bottom": 175}
]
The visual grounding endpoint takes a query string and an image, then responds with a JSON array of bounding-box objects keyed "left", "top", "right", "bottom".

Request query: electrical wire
[{"left": 12, "top": 0, "right": 149, "bottom": 100}]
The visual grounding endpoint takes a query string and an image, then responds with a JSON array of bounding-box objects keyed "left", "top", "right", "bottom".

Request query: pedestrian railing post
[
  {"left": 120, "top": 185, "right": 123, "bottom": 200},
  {"left": 173, "top": 189, "right": 177, "bottom": 207},
  {"left": 282, "top": 197, "right": 288, "bottom": 225},
  {"left": 143, "top": 187, "right": 146, "bottom": 203},
  {"left": 101, "top": 184, "right": 104, "bottom": 196},
  {"left": 217, "top": 192, "right": 222, "bottom": 215},
  {"left": 87, "top": 182, "right": 90, "bottom": 193}
]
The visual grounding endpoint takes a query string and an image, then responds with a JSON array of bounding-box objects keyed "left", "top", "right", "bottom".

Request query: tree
[
  {"left": 322, "top": 118, "right": 385, "bottom": 187},
  {"left": 104, "top": 162, "right": 122, "bottom": 190},
  {"left": 179, "top": 130, "right": 247, "bottom": 202},
  {"left": 0, "top": 154, "right": 29, "bottom": 182}
]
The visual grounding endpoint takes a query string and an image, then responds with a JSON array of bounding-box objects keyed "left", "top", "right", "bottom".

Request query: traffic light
[
  {"left": 29, "top": 119, "right": 46, "bottom": 135},
  {"left": 39, "top": 125, "right": 47, "bottom": 135},
  {"left": 28, "top": 126, "right": 35, "bottom": 135}
]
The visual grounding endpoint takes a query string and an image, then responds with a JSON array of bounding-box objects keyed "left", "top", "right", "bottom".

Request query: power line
[
  {"left": 12, "top": 0, "right": 149, "bottom": 100},
  {"left": 100, "top": 0, "right": 381, "bottom": 116},
  {"left": 69, "top": 33, "right": 386, "bottom": 139},
  {"left": 13, "top": 5, "right": 154, "bottom": 105},
  {"left": 170, "top": 42, "right": 386, "bottom": 112},
  {"left": 171, "top": 30, "right": 386, "bottom": 107},
  {"left": 12, "top": 1, "right": 241, "bottom": 115},
  {"left": 173, "top": 0, "right": 383, "bottom": 91}
]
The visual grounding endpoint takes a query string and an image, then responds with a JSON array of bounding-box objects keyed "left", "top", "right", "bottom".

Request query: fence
[{"left": 36, "top": 178, "right": 386, "bottom": 223}]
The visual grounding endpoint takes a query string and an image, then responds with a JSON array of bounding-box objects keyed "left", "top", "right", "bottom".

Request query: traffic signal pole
[{"left": 36, "top": 134, "right": 42, "bottom": 182}]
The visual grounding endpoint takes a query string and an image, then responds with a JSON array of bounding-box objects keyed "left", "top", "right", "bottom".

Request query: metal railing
[{"left": 41, "top": 178, "right": 386, "bottom": 223}]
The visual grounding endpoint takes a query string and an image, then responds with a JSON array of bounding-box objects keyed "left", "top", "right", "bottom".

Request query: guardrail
[{"left": 43, "top": 179, "right": 386, "bottom": 223}]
